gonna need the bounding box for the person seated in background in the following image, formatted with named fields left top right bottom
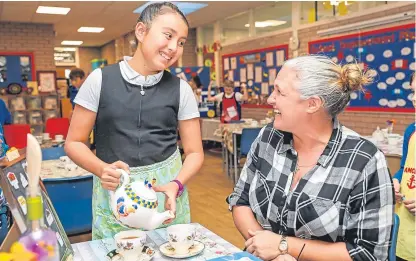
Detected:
left=392, top=72, right=415, bottom=261
left=67, top=68, right=86, bottom=109
left=207, top=80, right=248, bottom=123
left=227, top=55, right=394, bottom=261
left=0, top=99, right=11, bottom=126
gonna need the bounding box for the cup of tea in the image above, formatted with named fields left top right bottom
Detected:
left=55, top=134, right=64, bottom=142
left=166, top=224, right=196, bottom=255
left=114, top=230, right=147, bottom=261
left=43, top=133, right=50, bottom=140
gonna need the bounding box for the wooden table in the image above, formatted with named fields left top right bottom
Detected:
left=72, top=223, right=243, bottom=261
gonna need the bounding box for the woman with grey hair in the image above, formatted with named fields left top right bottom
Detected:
left=228, top=55, right=394, bottom=261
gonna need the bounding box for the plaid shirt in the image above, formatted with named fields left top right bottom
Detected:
left=228, top=120, right=394, bottom=261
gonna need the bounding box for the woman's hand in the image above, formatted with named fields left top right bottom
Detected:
left=393, top=178, right=403, bottom=203
left=100, top=161, right=129, bottom=191
left=153, top=182, right=179, bottom=224
left=403, top=199, right=416, bottom=215
left=245, top=230, right=281, bottom=261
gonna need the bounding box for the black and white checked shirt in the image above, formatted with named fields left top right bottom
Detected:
left=228, top=120, right=394, bottom=261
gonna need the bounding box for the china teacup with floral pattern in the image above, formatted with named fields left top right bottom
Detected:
left=114, top=230, right=147, bottom=261
left=166, top=224, right=196, bottom=255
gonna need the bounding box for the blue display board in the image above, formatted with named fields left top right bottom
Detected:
left=222, top=45, right=288, bottom=98
left=168, top=66, right=215, bottom=118
left=309, top=23, right=415, bottom=112
left=0, top=52, right=35, bottom=89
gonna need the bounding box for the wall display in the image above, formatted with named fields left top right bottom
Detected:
left=43, top=96, right=58, bottom=110
left=168, top=66, right=215, bottom=118
left=308, top=23, right=415, bottom=112
left=11, top=112, right=27, bottom=124
left=0, top=158, right=74, bottom=260
left=9, top=97, right=26, bottom=111
left=54, top=47, right=78, bottom=66
left=27, top=96, right=42, bottom=110
left=37, top=71, right=57, bottom=94
left=56, top=79, right=69, bottom=99
left=0, top=52, right=35, bottom=89
left=222, top=45, right=288, bottom=106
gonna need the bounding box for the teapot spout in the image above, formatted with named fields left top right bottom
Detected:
left=147, top=210, right=175, bottom=230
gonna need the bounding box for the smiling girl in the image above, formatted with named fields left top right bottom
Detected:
left=65, top=2, right=204, bottom=239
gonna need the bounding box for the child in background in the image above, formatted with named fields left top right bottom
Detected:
left=65, top=2, right=203, bottom=239
left=67, top=68, right=86, bottom=109
left=392, top=72, right=415, bottom=261
left=207, top=80, right=248, bottom=123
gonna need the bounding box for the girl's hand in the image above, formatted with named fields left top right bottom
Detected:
left=153, top=182, right=179, bottom=224
left=403, top=199, right=416, bottom=216
left=100, top=161, right=130, bottom=191
left=393, top=179, right=403, bottom=203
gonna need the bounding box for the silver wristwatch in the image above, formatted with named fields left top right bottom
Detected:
left=278, top=235, right=288, bottom=255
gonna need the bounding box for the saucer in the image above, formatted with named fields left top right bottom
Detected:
left=107, top=246, right=156, bottom=261
left=159, top=240, right=205, bottom=259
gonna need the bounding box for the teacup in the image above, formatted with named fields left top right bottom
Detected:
left=43, top=133, right=50, bottom=140
left=166, top=224, right=196, bottom=255
left=55, top=134, right=64, bottom=142
left=114, top=230, right=147, bottom=261
left=387, top=134, right=402, bottom=146
left=59, top=156, right=71, bottom=164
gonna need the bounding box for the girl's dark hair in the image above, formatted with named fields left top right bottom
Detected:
left=137, top=2, right=189, bottom=28
left=192, top=76, right=202, bottom=88
left=410, top=72, right=415, bottom=84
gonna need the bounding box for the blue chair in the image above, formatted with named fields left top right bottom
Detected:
left=240, top=128, right=262, bottom=157
left=42, top=147, right=66, bottom=160
left=389, top=213, right=400, bottom=261
left=228, top=128, right=262, bottom=183
left=43, top=175, right=93, bottom=236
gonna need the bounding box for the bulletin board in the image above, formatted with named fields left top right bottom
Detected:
left=222, top=45, right=289, bottom=98
left=0, top=52, right=35, bottom=89
left=308, top=23, right=415, bottom=112
left=168, top=66, right=216, bottom=118
left=0, top=157, right=74, bottom=260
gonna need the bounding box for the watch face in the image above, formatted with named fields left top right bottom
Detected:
left=280, top=241, right=288, bottom=251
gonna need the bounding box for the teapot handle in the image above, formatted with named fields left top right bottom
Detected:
left=116, top=169, right=130, bottom=187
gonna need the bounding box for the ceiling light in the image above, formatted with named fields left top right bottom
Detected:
left=61, top=41, right=83, bottom=46
left=78, top=27, right=105, bottom=33
left=36, top=6, right=70, bottom=15
left=133, top=2, right=207, bottom=16
left=55, top=47, right=77, bottom=52
left=245, top=20, right=287, bottom=28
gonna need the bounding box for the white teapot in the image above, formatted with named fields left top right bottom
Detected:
left=109, top=169, right=174, bottom=230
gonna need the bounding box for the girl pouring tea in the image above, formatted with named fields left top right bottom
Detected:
left=65, top=2, right=203, bottom=239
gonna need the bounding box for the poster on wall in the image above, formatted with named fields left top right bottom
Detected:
left=222, top=45, right=288, bottom=106
left=0, top=53, right=35, bottom=89
left=168, top=66, right=215, bottom=118
left=308, top=23, right=415, bottom=112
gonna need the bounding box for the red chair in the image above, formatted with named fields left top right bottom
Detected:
left=45, top=118, right=70, bottom=140
left=3, top=124, right=31, bottom=149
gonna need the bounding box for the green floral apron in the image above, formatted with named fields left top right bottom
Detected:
left=92, top=149, right=190, bottom=240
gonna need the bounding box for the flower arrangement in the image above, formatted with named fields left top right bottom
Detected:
left=386, top=119, right=395, bottom=133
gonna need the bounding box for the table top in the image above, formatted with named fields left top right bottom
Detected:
left=41, top=159, right=92, bottom=180
left=362, top=136, right=403, bottom=156
left=72, top=223, right=242, bottom=261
